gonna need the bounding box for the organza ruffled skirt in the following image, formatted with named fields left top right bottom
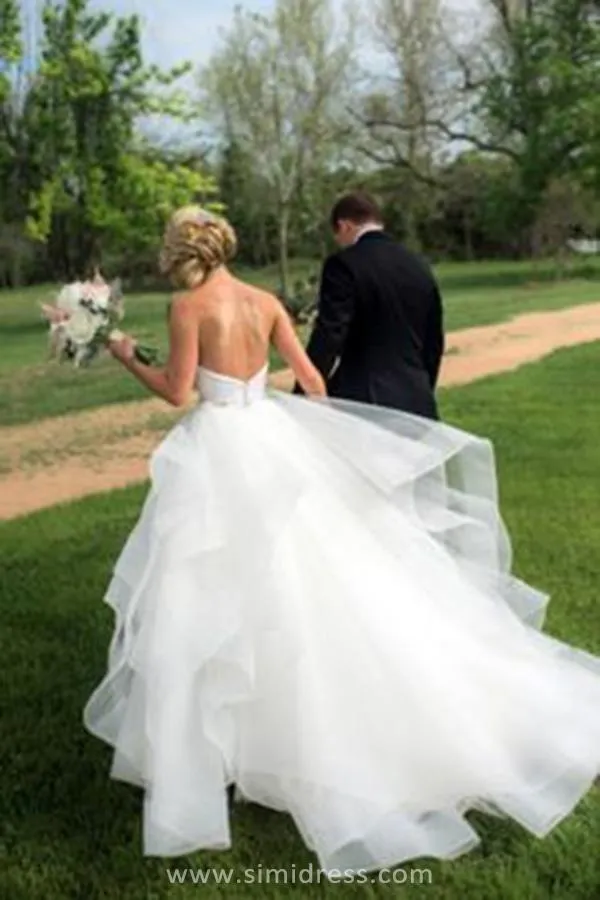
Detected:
left=84, top=377, right=600, bottom=873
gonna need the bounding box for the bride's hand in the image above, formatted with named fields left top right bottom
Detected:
left=268, top=368, right=294, bottom=392
left=109, top=334, right=137, bottom=364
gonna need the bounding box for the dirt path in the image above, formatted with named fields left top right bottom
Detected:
left=2, top=301, right=600, bottom=522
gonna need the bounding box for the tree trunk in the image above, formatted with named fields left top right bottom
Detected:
left=464, top=217, right=474, bottom=261
left=278, top=207, right=290, bottom=299
left=257, top=217, right=269, bottom=266
left=404, top=205, right=420, bottom=252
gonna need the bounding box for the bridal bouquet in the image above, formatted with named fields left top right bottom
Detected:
left=41, top=276, right=158, bottom=367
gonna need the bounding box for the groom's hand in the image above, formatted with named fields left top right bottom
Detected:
left=303, top=255, right=354, bottom=380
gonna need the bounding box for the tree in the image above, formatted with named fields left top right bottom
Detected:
left=22, top=0, right=208, bottom=279
left=530, top=177, right=600, bottom=272
left=218, top=139, right=278, bottom=266
left=201, top=0, right=356, bottom=295
left=438, top=154, right=496, bottom=258
left=351, top=0, right=462, bottom=249
left=87, top=152, right=221, bottom=275
left=475, top=0, right=600, bottom=245
left=0, top=0, right=35, bottom=284
left=434, top=0, right=600, bottom=251
left=0, top=0, right=21, bottom=106
left=355, top=1, right=600, bottom=254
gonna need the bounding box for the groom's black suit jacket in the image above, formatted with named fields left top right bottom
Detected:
left=296, top=231, right=445, bottom=419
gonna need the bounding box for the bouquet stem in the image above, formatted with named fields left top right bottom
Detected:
left=109, top=329, right=159, bottom=366
left=134, top=344, right=160, bottom=366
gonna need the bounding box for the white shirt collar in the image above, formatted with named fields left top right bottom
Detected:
left=354, top=222, right=384, bottom=243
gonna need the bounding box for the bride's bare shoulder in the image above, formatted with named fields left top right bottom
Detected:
left=234, top=280, right=279, bottom=319
left=247, top=283, right=283, bottom=314
left=169, top=287, right=211, bottom=320
left=239, top=279, right=274, bottom=301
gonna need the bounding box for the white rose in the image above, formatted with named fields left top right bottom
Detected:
left=65, top=307, right=98, bottom=345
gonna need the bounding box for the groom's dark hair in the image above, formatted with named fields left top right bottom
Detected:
left=330, top=192, right=383, bottom=229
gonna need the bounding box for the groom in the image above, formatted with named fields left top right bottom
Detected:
left=294, top=192, right=444, bottom=419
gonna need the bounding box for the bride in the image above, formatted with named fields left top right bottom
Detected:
left=84, top=205, right=600, bottom=874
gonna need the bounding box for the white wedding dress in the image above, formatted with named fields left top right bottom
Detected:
left=84, top=364, right=600, bottom=873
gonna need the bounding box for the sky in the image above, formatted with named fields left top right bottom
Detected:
left=82, top=0, right=481, bottom=144
left=100, top=0, right=482, bottom=75
left=99, top=0, right=279, bottom=72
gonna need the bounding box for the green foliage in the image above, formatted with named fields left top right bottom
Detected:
left=476, top=0, right=600, bottom=239
left=202, top=0, right=356, bottom=293
left=82, top=153, right=221, bottom=256
left=3, top=0, right=600, bottom=283
left=0, top=0, right=22, bottom=104
left=218, top=140, right=278, bottom=266
left=1, top=0, right=216, bottom=285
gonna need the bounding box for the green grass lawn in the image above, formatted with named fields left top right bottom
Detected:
left=1, top=257, right=600, bottom=426
left=1, top=343, right=599, bottom=899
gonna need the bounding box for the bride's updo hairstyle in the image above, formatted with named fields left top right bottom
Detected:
left=159, top=205, right=237, bottom=289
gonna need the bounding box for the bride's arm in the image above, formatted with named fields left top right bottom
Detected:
left=271, top=302, right=326, bottom=397
left=110, top=295, right=198, bottom=407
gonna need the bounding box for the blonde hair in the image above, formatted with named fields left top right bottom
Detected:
left=159, top=205, right=237, bottom=289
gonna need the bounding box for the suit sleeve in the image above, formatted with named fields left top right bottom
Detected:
left=293, top=255, right=355, bottom=394
left=423, top=283, right=445, bottom=388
